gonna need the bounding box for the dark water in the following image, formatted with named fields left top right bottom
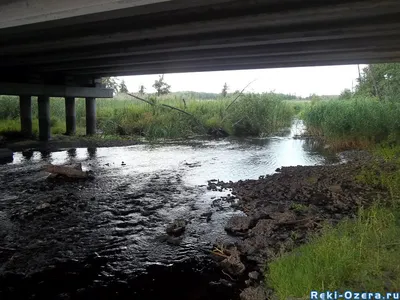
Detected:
left=0, top=120, right=333, bottom=300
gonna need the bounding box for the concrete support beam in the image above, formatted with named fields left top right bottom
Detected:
left=0, top=82, right=113, bottom=98
left=65, top=97, right=76, bottom=135
left=38, top=95, right=50, bottom=141
left=85, top=97, right=96, bottom=135
left=0, top=0, right=172, bottom=29
left=19, top=95, right=32, bottom=137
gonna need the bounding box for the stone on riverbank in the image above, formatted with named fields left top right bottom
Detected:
left=219, top=247, right=246, bottom=276
left=225, top=216, right=253, bottom=235
left=213, top=151, right=391, bottom=297
left=240, top=285, right=267, bottom=300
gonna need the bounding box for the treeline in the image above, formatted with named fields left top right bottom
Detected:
left=103, top=75, right=300, bottom=100
left=339, top=63, right=400, bottom=101
left=162, top=91, right=299, bottom=101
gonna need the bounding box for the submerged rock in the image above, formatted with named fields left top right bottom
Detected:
left=166, top=219, right=187, bottom=237
left=35, top=202, right=51, bottom=211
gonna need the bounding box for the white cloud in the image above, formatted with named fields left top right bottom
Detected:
left=120, top=64, right=364, bottom=97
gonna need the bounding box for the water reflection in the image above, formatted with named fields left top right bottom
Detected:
left=22, top=149, right=34, bottom=160
left=8, top=120, right=332, bottom=182
left=67, top=148, right=77, bottom=159
left=87, top=147, right=97, bottom=159
left=40, top=150, right=51, bottom=161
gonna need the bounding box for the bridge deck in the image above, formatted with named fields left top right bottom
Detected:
left=1, top=0, right=400, bottom=83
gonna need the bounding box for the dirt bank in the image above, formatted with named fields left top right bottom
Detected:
left=1, top=136, right=141, bottom=152
left=211, top=151, right=389, bottom=299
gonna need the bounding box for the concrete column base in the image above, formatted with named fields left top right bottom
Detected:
left=85, top=97, right=96, bottom=135
left=65, top=97, right=76, bottom=135
left=19, top=95, right=32, bottom=137
left=38, top=96, right=50, bottom=141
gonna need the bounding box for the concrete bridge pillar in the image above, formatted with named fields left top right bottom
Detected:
left=65, top=97, right=76, bottom=135
left=19, top=95, right=32, bottom=137
left=38, top=95, right=50, bottom=141
left=85, top=97, right=96, bottom=135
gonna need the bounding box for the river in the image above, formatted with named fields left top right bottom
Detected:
left=0, top=120, right=333, bottom=300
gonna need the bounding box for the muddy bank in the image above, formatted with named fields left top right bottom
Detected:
left=2, top=136, right=141, bottom=153
left=211, top=152, right=388, bottom=298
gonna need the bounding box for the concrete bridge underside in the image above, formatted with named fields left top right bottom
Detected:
left=2, top=0, right=400, bottom=140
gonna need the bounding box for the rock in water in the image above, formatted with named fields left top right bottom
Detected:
left=166, top=219, right=187, bottom=237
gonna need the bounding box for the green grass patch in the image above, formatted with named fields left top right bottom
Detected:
left=268, top=145, right=400, bottom=299
left=356, top=145, right=400, bottom=207
left=268, top=205, right=400, bottom=299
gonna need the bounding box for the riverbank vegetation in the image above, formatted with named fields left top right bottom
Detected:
left=267, top=63, right=400, bottom=296
left=303, top=98, right=400, bottom=149
left=0, top=93, right=295, bottom=140
left=267, top=145, right=400, bottom=299
left=303, top=63, right=400, bottom=150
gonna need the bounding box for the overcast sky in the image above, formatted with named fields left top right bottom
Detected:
left=120, top=64, right=363, bottom=97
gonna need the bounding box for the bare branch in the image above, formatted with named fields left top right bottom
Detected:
left=225, top=79, right=257, bottom=112
left=127, top=92, right=155, bottom=106
left=221, top=79, right=257, bottom=124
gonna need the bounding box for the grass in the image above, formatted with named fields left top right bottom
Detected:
left=0, top=94, right=295, bottom=139
left=302, top=97, right=400, bottom=150
left=267, top=145, right=400, bottom=299
left=268, top=205, right=400, bottom=299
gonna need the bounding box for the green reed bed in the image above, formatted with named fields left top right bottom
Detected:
left=302, top=98, right=400, bottom=149
left=0, top=94, right=295, bottom=139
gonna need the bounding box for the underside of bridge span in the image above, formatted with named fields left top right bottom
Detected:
left=1, top=0, right=400, bottom=140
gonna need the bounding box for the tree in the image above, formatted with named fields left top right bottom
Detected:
left=101, top=77, right=119, bottom=94
left=355, top=63, right=400, bottom=101
left=139, top=85, right=146, bottom=95
left=153, top=75, right=171, bottom=96
left=119, top=80, right=129, bottom=93
left=221, top=83, right=229, bottom=97
left=339, top=88, right=353, bottom=100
